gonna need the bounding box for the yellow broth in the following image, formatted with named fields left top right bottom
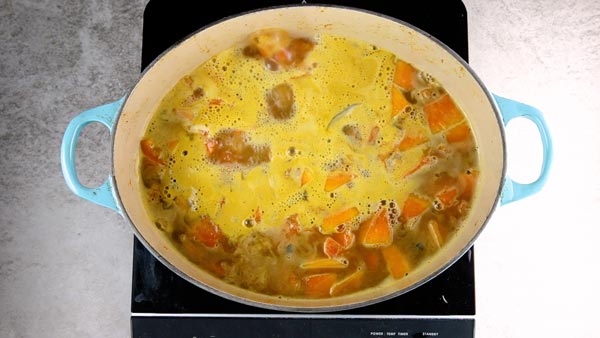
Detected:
left=139, top=29, right=479, bottom=298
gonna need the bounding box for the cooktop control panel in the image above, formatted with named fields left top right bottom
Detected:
left=132, top=316, right=474, bottom=338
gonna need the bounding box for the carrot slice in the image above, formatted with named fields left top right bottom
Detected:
left=398, top=131, right=429, bottom=151
left=321, top=207, right=360, bottom=234
left=428, top=220, right=443, bottom=249
left=424, top=94, right=464, bottom=134
left=393, top=59, right=416, bottom=90
left=301, top=168, right=313, bottom=187
left=368, top=126, right=380, bottom=145
left=445, top=121, right=472, bottom=143
left=300, top=258, right=349, bottom=270
left=401, top=194, right=430, bottom=219
left=189, top=216, right=223, bottom=248
left=436, top=186, right=459, bottom=208
left=303, top=273, right=337, bottom=297
left=324, top=172, right=354, bottom=192
left=358, top=208, right=393, bottom=248
left=140, top=139, right=165, bottom=165
left=330, top=269, right=365, bottom=296
left=167, top=140, right=179, bottom=151
left=323, top=237, right=344, bottom=258
left=332, top=229, right=355, bottom=249
left=391, top=86, right=410, bottom=118
left=381, top=245, right=411, bottom=279
left=403, top=155, right=437, bottom=178
left=254, top=206, right=262, bottom=224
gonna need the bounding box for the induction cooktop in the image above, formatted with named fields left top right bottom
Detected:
left=132, top=1, right=475, bottom=337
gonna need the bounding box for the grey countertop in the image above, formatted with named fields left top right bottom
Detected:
left=1, top=1, right=599, bottom=337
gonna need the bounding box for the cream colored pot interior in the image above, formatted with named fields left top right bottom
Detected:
left=113, top=6, right=504, bottom=311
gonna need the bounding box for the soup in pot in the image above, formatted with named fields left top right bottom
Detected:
left=139, top=29, right=479, bottom=298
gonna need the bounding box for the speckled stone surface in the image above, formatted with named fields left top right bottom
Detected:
left=0, top=1, right=147, bottom=337
left=0, top=1, right=599, bottom=337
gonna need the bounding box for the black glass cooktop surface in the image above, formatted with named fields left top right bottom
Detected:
left=132, top=1, right=474, bottom=337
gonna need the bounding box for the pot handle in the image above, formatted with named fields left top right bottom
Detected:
left=493, top=94, right=553, bottom=205
left=60, top=97, right=126, bottom=214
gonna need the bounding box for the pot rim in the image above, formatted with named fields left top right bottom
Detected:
left=111, top=4, right=507, bottom=312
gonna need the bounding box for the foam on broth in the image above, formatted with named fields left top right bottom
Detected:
left=139, top=29, right=479, bottom=298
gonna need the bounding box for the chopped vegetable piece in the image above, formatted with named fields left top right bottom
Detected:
left=301, top=168, right=313, bottom=187
left=403, top=155, right=437, bottom=178
left=323, top=237, right=344, bottom=258
left=332, top=229, right=355, bottom=249
left=174, top=108, right=194, bottom=121
left=368, top=126, right=380, bottom=145
left=436, top=186, right=459, bottom=208
left=321, top=207, right=360, bottom=234
left=330, top=269, right=365, bottom=296
left=381, top=245, right=411, bottom=279
left=391, top=86, right=410, bottom=118
left=254, top=206, right=262, bottom=224
left=324, top=172, right=355, bottom=192
left=303, top=273, right=337, bottom=297
left=398, top=131, right=429, bottom=151
left=401, top=193, right=430, bottom=219
left=424, top=94, right=464, bottom=133
left=189, top=216, right=224, bottom=248
left=250, top=28, right=292, bottom=59
left=209, top=98, right=224, bottom=106
left=180, top=237, right=206, bottom=263
left=393, top=59, right=416, bottom=90
left=267, top=83, right=295, bottom=120
left=445, top=121, right=472, bottom=143
left=140, top=139, right=165, bottom=165
left=363, top=250, right=383, bottom=272
left=358, top=208, right=393, bottom=248
left=428, top=220, right=443, bottom=249
left=459, top=170, right=478, bottom=200
left=286, top=37, right=315, bottom=65
left=204, top=129, right=271, bottom=166
left=167, top=140, right=179, bottom=151
left=301, top=258, right=349, bottom=270
left=327, top=103, right=361, bottom=130
left=141, top=157, right=163, bottom=188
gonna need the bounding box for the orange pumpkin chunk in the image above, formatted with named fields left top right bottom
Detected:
left=398, top=131, right=429, bottom=151
left=323, top=237, right=344, bottom=258
left=189, top=216, right=224, bottom=248
left=332, top=229, right=355, bottom=249
left=391, top=86, right=410, bottom=118
left=393, top=59, right=416, bottom=90
left=358, top=208, right=393, bottom=248
left=324, top=172, right=354, bottom=192
left=436, top=186, right=459, bottom=208
left=301, top=168, right=313, bottom=187
left=381, top=245, right=411, bottom=279
left=401, top=194, right=430, bottom=219
left=424, top=94, right=464, bottom=134
left=303, top=273, right=337, bottom=297
left=140, top=139, right=165, bottom=165
left=445, top=121, right=471, bottom=143
left=321, top=207, right=360, bottom=234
